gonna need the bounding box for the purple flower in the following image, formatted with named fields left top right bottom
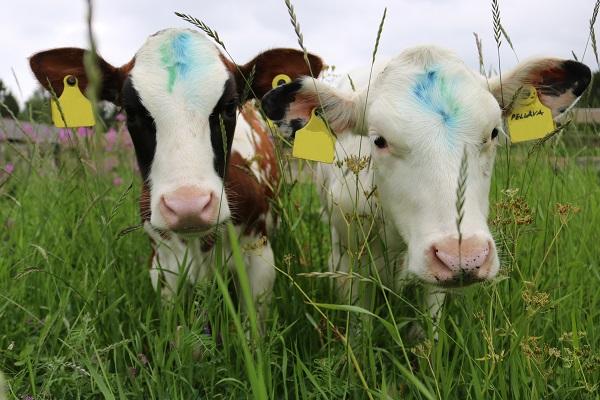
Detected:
left=113, top=176, right=123, bottom=186
left=22, top=122, right=33, bottom=135
left=122, top=128, right=133, bottom=148
left=58, top=129, right=72, bottom=143
left=116, top=113, right=126, bottom=122
left=4, top=163, right=14, bottom=174
left=77, top=127, right=93, bottom=138
left=104, top=128, right=118, bottom=151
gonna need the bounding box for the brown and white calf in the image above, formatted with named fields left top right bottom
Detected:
left=30, top=28, right=323, bottom=316
left=262, top=47, right=590, bottom=324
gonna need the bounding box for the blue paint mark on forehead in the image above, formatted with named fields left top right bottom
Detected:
left=412, top=68, right=461, bottom=142
left=152, top=30, right=227, bottom=113
left=160, top=32, right=195, bottom=92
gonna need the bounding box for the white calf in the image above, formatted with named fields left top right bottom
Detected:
left=262, top=46, right=590, bottom=325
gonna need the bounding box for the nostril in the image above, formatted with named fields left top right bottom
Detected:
left=160, top=195, right=177, bottom=217
left=433, top=246, right=459, bottom=272
left=158, top=187, right=216, bottom=231
left=199, top=192, right=213, bottom=213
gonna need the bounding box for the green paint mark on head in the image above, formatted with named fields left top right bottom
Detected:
left=159, top=32, right=193, bottom=93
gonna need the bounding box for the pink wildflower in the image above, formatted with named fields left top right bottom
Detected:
left=105, top=128, right=118, bottom=151
left=58, top=129, right=72, bottom=143
left=77, top=127, right=93, bottom=138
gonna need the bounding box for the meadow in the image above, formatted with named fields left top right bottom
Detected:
left=1, top=2, right=600, bottom=399
left=0, top=109, right=598, bottom=399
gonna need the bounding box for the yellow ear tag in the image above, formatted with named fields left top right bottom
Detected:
left=51, top=75, right=95, bottom=128
left=506, top=86, right=554, bottom=143
left=292, top=109, right=336, bottom=163
left=271, top=73, right=292, bottom=88
left=265, top=74, right=293, bottom=131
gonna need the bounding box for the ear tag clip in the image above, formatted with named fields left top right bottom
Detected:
left=506, top=86, right=554, bottom=143
left=292, top=109, right=335, bottom=164
left=266, top=74, right=293, bottom=131
left=51, top=75, right=95, bottom=128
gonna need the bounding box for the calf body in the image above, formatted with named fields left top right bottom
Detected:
left=30, top=28, right=322, bottom=316
left=263, top=46, right=590, bottom=324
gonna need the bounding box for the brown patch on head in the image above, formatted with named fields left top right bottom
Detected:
left=29, top=47, right=134, bottom=104
left=238, top=49, right=323, bottom=99
left=221, top=48, right=324, bottom=100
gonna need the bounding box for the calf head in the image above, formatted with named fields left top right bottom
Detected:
left=262, top=46, right=590, bottom=287
left=30, top=28, right=322, bottom=234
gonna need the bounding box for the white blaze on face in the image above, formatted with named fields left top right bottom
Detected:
left=130, top=29, right=231, bottom=230
left=366, top=47, right=501, bottom=282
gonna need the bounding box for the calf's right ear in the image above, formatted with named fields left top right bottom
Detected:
left=261, top=77, right=363, bottom=139
left=29, top=47, right=132, bottom=104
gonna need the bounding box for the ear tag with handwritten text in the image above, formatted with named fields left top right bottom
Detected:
left=51, top=75, right=95, bottom=128
left=506, top=86, right=554, bottom=143
left=292, top=109, right=335, bottom=164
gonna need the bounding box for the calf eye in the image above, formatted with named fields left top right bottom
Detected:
left=491, top=128, right=499, bottom=140
left=372, top=135, right=388, bottom=149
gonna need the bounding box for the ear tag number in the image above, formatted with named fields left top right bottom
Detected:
left=506, top=86, right=554, bottom=143
left=292, top=109, right=335, bottom=164
left=51, top=75, right=95, bottom=128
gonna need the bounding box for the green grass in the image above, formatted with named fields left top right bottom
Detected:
left=0, top=121, right=599, bottom=399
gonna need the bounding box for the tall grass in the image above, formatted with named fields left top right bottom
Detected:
left=1, top=119, right=598, bottom=399
left=0, top=1, right=599, bottom=399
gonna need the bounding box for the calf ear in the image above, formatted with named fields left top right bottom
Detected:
left=29, top=47, right=132, bottom=104
left=489, top=58, right=591, bottom=117
left=234, top=49, right=324, bottom=100
left=261, top=77, right=362, bottom=139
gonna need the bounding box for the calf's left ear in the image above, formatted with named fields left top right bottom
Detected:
left=29, top=47, right=131, bottom=104
left=489, top=58, right=591, bottom=117
left=232, top=49, right=323, bottom=100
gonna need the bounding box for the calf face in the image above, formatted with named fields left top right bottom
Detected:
left=262, top=46, right=590, bottom=287
left=30, top=28, right=322, bottom=234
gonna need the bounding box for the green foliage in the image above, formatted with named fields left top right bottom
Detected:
left=19, top=88, right=51, bottom=124
left=0, top=80, right=20, bottom=118
left=0, top=117, right=599, bottom=399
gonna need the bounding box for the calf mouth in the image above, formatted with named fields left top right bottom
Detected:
left=172, top=224, right=222, bottom=237
left=433, top=271, right=485, bottom=288
left=148, top=223, right=222, bottom=240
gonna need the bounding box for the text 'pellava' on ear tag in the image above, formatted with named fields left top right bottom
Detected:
left=506, top=86, right=554, bottom=143
left=51, top=75, right=95, bottom=128
left=292, top=109, right=335, bottom=164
